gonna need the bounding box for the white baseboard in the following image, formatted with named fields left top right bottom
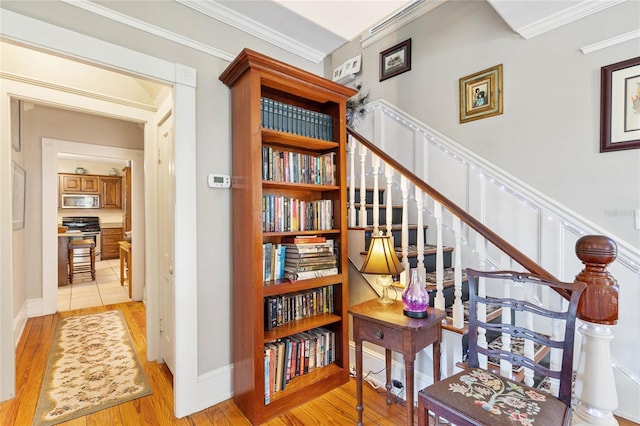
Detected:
left=192, top=364, right=233, bottom=416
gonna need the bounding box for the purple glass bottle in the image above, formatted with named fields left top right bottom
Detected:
left=402, top=268, right=429, bottom=318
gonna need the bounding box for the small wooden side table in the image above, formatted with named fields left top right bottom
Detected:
left=118, top=241, right=132, bottom=298
left=349, top=299, right=446, bottom=426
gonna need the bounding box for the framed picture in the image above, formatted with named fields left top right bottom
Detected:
left=11, top=98, right=21, bottom=152
left=12, top=161, right=25, bottom=230
left=600, top=56, right=640, bottom=152
left=459, top=64, right=503, bottom=123
left=379, top=38, right=411, bottom=82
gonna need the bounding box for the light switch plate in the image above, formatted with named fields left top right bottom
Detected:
left=207, top=173, right=230, bottom=188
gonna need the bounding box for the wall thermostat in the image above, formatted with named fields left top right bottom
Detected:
left=207, top=173, right=231, bottom=188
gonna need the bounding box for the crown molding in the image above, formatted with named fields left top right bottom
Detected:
left=176, top=0, right=326, bottom=64
left=581, top=29, right=640, bottom=54
left=515, top=0, right=626, bottom=40
left=61, top=0, right=235, bottom=62
left=1, top=71, right=158, bottom=112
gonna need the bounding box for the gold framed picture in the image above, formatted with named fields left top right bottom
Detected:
left=459, top=64, right=503, bottom=123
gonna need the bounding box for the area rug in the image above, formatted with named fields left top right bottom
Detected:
left=33, top=310, right=152, bottom=426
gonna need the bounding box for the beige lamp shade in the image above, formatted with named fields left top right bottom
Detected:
left=360, top=235, right=404, bottom=275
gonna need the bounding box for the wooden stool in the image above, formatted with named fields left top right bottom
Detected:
left=68, top=239, right=96, bottom=283
left=119, top=240, right=132, bottom=298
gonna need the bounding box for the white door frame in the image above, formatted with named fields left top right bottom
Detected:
left=0, top=10, right=199, bottom=418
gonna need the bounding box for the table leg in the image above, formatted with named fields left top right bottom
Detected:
left=433, top=335, right=441, bottom=382
left=385, top=348, right=392, bottom=404
left=355, top=333, right=364, bottom=426
left=405, top=355, right=415, bottom=426
left=119, top=246, right=125, bottom=287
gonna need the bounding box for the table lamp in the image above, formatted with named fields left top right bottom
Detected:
left=360, top=234, right=405, bottom=304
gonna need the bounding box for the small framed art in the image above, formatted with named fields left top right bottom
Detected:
left=600, top=56, right=640, bottom=152
left=379, top=39, right=411, bottom=82
left=459, top=64, right=503, bottom=123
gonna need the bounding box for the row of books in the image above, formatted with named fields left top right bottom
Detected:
left=263, top=238, right=339, bottom=282
left=264, top=327, right=336, bottom=404
left=262, top=146, right=336, bottom=186
left=261, top=97, right=333, bottom=141
left=264, top=285, right=334, bottom=331
left=262, top=195, right=333, bottom=232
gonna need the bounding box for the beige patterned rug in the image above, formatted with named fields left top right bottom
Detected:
left=33, top=310, right=152, bottom=426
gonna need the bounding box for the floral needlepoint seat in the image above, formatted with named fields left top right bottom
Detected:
left=417, top=269, right=585, bottom=426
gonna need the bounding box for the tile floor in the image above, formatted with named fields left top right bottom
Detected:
left=57, top=258, right=131, bottom=312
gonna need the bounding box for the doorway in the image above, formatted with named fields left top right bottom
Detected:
left=56, top=153, right=135, bottom=312
left=1, top=19, right=199, bottom=416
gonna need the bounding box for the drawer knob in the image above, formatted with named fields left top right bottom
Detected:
left=374, top=330, right=384, bottom=340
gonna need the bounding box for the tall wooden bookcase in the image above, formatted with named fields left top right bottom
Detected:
left=220, top=49, right=356, bottom=424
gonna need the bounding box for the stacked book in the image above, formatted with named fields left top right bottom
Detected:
left=262, top=196, right=333, bottom=233
left=282, top=236, right=338, bottom=281
left=264, top=327, right=336, bottom=404
left=262, top=146, right=336, bottom=186
left=261, top=97, right=333, bottom=141
left=264, top=285, right=334, bottom=330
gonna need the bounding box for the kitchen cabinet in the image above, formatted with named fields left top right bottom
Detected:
left=60, top=174, right=99, bottom=193
left=100, top=176, right=122, bottom=209
left=101, top=227, right=123, bottom=260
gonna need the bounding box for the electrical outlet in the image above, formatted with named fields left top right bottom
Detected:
left=392, top=379, right=403, bottom=389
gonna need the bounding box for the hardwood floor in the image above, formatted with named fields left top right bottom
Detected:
left=2, top=301, right=637, bottom=425
left=0, top=302, right=407, bottom=425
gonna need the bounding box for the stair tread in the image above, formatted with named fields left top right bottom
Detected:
left=357, top=224, right=428, bottom=231
left=360, top=244, right=454, bottom=257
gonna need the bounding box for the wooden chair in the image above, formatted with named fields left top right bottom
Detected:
left=418, top=268, right=585, bottom=426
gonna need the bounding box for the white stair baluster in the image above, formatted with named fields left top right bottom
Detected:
left=475, top=235, right=488, bottom=368
left=400, top=176, right=409, bottom=285
left=358, top=144, right=367, bottom=227
left=384, top=163, right=394, bottom=237
left=500, top=253, right=512, bottom=378
left=452, top=217, right=464, bottom=329
left=523, top=281, right=536, bottom=388
left=433, top=201, right=445, bottom=311
left=371, top=154, right=380, bottom=235
left=348, top=135, right=356, bottom=227
left=415, top=189, right=425, bottom=284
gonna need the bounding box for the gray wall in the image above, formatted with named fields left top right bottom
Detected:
left=1, top=0, right=323, bottom=376
left=20, top=104, right=143, bottom=300
left=331, top=0, right=640, bottom=249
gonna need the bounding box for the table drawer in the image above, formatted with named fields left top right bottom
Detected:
left=357, top=320, right=403, bottom=351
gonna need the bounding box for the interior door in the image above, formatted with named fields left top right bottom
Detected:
left=158, top=114, right=176, bottom=374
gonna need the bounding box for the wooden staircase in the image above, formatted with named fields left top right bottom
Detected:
left=349, top=187, right=467, bottom=324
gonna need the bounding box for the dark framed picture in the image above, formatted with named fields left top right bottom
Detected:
left=459, top=64, right=503, bottom=123
left=600, top=56, right=640, bottom=152
left=379, top=38, right=411, bottom=82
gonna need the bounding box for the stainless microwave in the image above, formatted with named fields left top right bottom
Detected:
left=61, top=194, right=100, bottom=209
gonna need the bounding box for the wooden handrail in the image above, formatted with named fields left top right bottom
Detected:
left=347, top=127, right=572, bottom=301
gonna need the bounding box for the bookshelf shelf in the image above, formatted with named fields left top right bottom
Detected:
left=263, top=274, right=343, bottom=297
left=262, top=129, right=339, bottom=150
left=262, top=181, right=340, bottom=191
left=264, top=313, right=342, bottom=342
left=220, top=48, right=356, bottom=425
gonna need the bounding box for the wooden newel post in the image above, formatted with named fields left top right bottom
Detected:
left=572, top=235, right=619, bottom=426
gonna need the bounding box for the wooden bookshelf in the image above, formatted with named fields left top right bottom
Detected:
left=220, top=49, right=356, bottom=424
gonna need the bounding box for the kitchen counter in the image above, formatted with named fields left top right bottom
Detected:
left=101, top=222, right=124, bottom=229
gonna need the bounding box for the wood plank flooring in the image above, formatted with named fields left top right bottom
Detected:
left=2, top=302, right=637, bottom=425
left=0, top=302, right=408, bottom=425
